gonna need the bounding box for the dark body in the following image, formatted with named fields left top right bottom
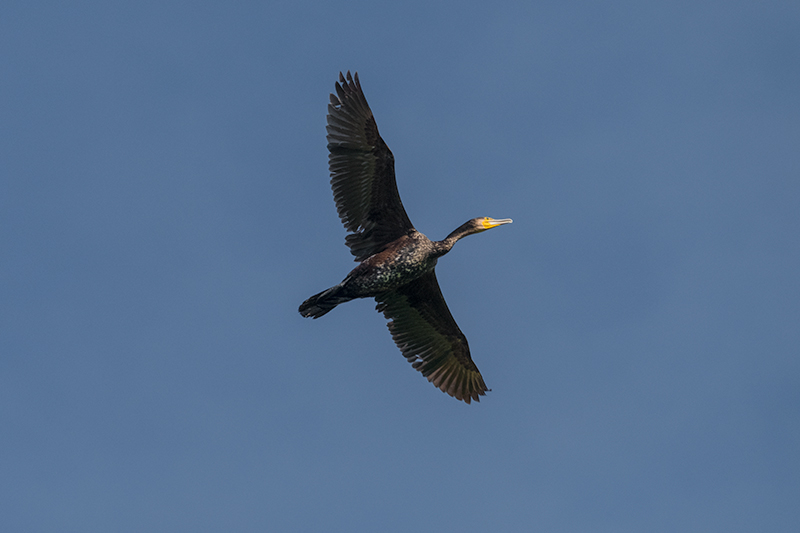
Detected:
left=345, top=231, right=440, bottom=298
left=299, top=72, right=511, bottom=403
left=299, top=233, right=439, bottom=316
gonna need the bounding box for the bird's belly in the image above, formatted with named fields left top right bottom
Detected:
left=346, top=256, right=436, bottom=296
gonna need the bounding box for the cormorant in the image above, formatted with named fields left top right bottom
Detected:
left=299, top=71, right=512, bottom=403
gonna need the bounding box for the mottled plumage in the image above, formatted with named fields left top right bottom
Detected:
left=299, top=72, right=511, bottom=403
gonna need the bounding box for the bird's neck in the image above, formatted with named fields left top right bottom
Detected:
left=431, top=239, right=455, bottom=257
left=433, top=223, right=477, bottom=257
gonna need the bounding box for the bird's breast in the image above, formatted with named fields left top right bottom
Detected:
left=344, top=236, right=437, bottom=297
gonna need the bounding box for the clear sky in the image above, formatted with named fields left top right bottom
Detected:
left=2, top=1, right=799, bottom=531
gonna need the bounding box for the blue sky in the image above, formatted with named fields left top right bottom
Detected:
left=2, top=1, right=799, bottom=531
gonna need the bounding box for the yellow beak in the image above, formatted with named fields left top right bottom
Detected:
left=482, top=217, right=513, bottom=229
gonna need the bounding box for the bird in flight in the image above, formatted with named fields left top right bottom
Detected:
left=299, top=71, right=512, bottom=403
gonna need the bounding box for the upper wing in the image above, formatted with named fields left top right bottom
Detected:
left=327, top=71, right=415, bottom=261
left=375, top=270, right=489, bottom=403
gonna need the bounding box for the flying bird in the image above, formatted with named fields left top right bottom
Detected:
left=299, top=72, right=512, bottom=403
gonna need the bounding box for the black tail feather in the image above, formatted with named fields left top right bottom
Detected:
left=298, top=284, right=351, bottom=318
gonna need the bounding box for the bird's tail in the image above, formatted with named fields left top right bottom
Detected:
left=298, top=284, right=352, bottom=319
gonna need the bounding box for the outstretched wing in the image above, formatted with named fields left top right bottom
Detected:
left=327, top=71, right=415, bottom=261
left=375, top=270, right=489, bottom=403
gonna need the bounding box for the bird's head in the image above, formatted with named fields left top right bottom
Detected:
left=446, top=217, right=513, bottom=242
